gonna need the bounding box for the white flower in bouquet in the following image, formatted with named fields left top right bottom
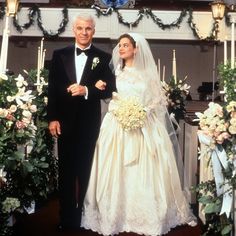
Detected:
left=112, top=95, right=146, bottom=131
left=15, top=74, right=28, bottom=88
left=9, top=105, right=17, bottom=113
left=180, top=83, right=191, bottom=93
left=226, top=101, right=236, bottom=113
left=0, top=108, right=9, bottom=118
left=227, top=101, right=236, bottom=135
left=229, top=118, right=236, bottom=134
left=0, top=167, right=7, bottom=184
left=29, top=104, right=37, bottom=113
left=161, top=81, right=170, bottom=91
left=6, top=96, right=14, bottom=102
left=44, top=96, right=48, bottom=105
left=15, top=87, right=34, bottom=105
left=2, top=197, right=20, bottom=213
left=0, top=74, right=8, bottom=81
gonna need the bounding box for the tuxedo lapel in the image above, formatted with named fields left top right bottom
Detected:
left=62, top=47, right=77, bottom=83
left=80, top=56, right=93, bottom=85
left=80, top=46, right=96, bottom=85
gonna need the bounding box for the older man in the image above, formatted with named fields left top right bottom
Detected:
left=47, top=14, right=116, bottom=231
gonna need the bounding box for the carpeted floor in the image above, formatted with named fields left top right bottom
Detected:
left=13, top=196, right=201, bottom=236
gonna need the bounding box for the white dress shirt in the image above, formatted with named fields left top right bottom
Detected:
left=75, top=44, right=91, bottom=98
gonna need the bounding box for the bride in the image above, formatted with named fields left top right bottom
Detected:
left=81, top=32, right=196, bottom=235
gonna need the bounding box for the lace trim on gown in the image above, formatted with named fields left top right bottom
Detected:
left=81, top=192, right=196, bottom=236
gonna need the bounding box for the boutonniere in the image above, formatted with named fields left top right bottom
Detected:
left=91, top=57, right=100, bottom=70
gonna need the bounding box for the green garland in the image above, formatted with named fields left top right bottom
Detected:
left=12, top=5, right=68, bottom=39
left=146, top=8, right=188, bottom=30
left=13, top=5, right=37, bottom=32
left=36, top=6, right=68, bottom=39
left=91, top=4, right=217, bottom=41
left=187, top=8, right=216, bottom=41
left=0, top=3, right=218, bottom=40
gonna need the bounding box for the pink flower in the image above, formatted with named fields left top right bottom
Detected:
left=6, top=113, right=14, bottom=121
left=16, top=121, right=26, bottom=129
left=216, top=132, right=230, bottom=144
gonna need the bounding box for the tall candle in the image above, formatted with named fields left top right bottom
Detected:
left=231, top=19, right=235, bottom=69
left=39, top=38, right=44, bottom=70
left=41, top=49, right=46, bottom=69
left=162, top=65, right=165, bottom=82
left=224, top=37, right=227, bottom=66
left=129, top=24, right=132, bottom=31
left=172, top=49, right=177, bottom=84
left=36, top=46, right=40, bottom=84
left=158, top=58, right=160, bottom=79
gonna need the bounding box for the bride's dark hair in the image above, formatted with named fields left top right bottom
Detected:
left=118, top=33, right=136, bottom=47
left=117, top=33, right=136, bottom=69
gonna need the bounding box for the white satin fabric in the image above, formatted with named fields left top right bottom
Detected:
left=81, top=67, right=196, bottom=236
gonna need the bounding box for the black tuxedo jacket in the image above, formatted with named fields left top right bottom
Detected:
left=47, top=44, right=116, bottom=224
left=47, top=44, right=116, bottom=140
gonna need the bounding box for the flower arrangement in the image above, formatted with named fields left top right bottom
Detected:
left=0, top=74, right=37, bottom=144
left=195, top=102, right=231, bottom=145
left=112, top=94, right=146, bottom=131
left=192, top=63, right=236, bottom=236
left=161, top=75, right=190, bottom=122
left=193, top=101, right=236, bottom=235
left=0, top=69, right=57, bottom=236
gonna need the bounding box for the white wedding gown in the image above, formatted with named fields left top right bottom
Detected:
left=81, top=67, right=196, bottom=236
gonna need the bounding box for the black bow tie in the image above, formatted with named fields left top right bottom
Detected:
left=76, top=48, right=91, bottom=56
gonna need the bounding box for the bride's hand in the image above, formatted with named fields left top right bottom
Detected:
left=95, top=80, right=106, bottom=90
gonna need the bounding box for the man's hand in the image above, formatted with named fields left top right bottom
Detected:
left=95, top=80, right=107, bottom=90
left=49, top=121, right=61, bottom=138
left=67, top=83, right=86, bottom=96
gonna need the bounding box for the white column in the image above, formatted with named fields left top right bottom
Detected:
left=0, top=16, right=10, bottom=74
left=224, top=37, right=227, bottom=66
left=231, top=17, right=235, bottom=69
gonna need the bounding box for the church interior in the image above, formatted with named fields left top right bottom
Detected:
left=0, top=0, right=236, bottom=236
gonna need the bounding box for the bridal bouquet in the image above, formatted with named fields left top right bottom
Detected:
left=112, top=96, right=146, bottom=131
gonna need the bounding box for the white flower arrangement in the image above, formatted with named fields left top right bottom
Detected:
left=161, top=75, right=190, bottom=121
left=112, top=96, right=146, bottom=131
left=0, top=49, right=57, bottom=236
left=195, top=102, right=230, bottom=145
left=0, top=74, right=37, bottom=142
left=91, top=57, right=100, bottom=70
left=193, top=63, right=236, bottom=236
left=2, top=197, right=20, bottom=213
